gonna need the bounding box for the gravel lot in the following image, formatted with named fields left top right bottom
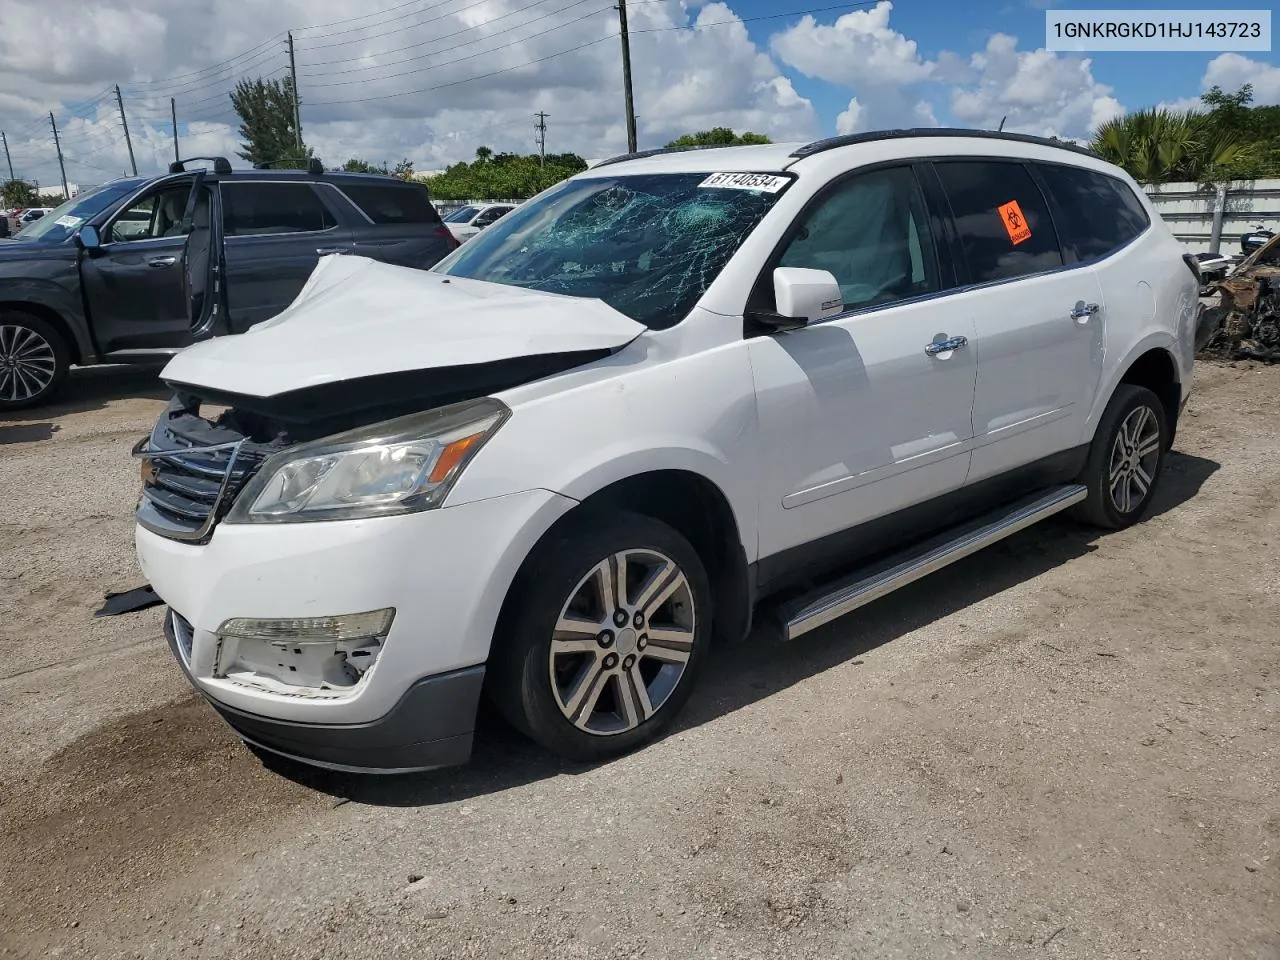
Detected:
left=1, top=361, right=1278, bottom=960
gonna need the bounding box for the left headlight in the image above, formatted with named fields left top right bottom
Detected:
left=225, top=397, right=509, bottom=524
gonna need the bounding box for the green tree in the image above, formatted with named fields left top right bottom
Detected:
left=1091, top=108, right=1257, bottom=183
left=342, top=158, right=389, bottom=174
left=392, top=158, right=415, bottom=180
left=420, top=150, right=589, bottom=202
left=229, top=76, right=310, bottom=166
left=2, top=179, right=39, bottom=208
left=665, top=128, right=771, bottom=148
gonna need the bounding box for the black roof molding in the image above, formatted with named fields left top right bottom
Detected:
left=169, top=156, right=233, bottom=174
left=252, top=157, right=326, bottom=174
left=592, top=144, right=737, bottom=169
left=790, top=128, right=1098, bottom=159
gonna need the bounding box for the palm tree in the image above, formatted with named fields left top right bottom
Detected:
left=1091, top=109, right=1258, bottom=183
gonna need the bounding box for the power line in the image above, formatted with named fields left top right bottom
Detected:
left=630, top=2, right=878, bottom=35
left=298, top=0, right=590, bottom=72
left=124, top=35, right=288, bottom=87
left=301, top=3, right=609, bottom=88
left=297, top=0, right=493, bottom=42
left=308, top=33, right=614, bottom=106
left=301, top=0, right=547, bottom=50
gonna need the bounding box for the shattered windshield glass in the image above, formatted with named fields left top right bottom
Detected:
left=434, top=173, right=791, bottom=328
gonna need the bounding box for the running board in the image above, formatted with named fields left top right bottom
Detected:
left=779, top=484, right=1088, bottom=641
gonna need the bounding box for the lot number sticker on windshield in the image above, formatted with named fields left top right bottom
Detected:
left=55, top=215, right=83, bottom=229
left=997, top=200, right=1032, bottom=245
left=699, top=172, right=789, bottom=193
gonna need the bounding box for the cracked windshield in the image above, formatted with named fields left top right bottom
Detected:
left=436, top=173, right=790, bottom=328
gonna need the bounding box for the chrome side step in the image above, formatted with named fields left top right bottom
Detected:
left=779, top=484, right=1088, bottom=641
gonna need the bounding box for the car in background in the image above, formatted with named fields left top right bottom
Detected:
left=442, top=202, right=516, bottom=242
left=16, top=207, right=51, bottom=228
left=0, top=157, right=458, bottom=409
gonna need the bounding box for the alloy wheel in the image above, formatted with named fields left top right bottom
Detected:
left=0, top=324, right=57, bottom=403
left=548, top=548, right=697, bottom=736
left=1108, top=404, right=1161, bottom=513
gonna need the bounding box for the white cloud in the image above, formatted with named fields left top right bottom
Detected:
left=835, top=98, right=864, bottom=135
left=770, top=1, right=931, bottom=87
left=946, top=33, right=1122, bottom=138
left=0, top=0, right=817, bottom=189
left=1201, top=53, right=1280, bottom=105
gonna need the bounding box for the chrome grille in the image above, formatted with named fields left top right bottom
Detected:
left=135, top=403, right=268, bottom=543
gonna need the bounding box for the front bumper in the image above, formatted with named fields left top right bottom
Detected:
left=137, top=487, right=576, bottom=731
left=165, top=610, right=483, bottom=773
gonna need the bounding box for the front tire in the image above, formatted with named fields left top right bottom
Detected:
left=1075, top=384, right=1168, bottom=530
left=0, top=311, right=69, bottom=410
left=489, top=512, right=712, bottom=762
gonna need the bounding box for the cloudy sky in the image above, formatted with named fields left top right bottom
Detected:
left=0, top=0, right=1276, bottom=191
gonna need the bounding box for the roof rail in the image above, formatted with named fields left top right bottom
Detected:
left=789, top=128, right=1097, bottom=160
left=169, top=156, right=233, bottom=175
left=253, top=157, right=326, bottom=175
left=592, top=143, right=732, bottom=169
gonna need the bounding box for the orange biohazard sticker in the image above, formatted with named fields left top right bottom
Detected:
left=998, top=199, right=1032, bottom=245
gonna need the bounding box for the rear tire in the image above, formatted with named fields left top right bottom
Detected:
left=1074, top=384, right=1168, bottom=530
left=0, top=311, right=69, bottom=411
left=488, top=511, right=712, bottom=762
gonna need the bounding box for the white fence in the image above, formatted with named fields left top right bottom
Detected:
left=1144, top=179, right=1280, bottom=255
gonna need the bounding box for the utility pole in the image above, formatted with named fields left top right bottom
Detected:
left=615, top=0, right=637, bottom=152
left=535, top=111, right=549, bottom=167
left=1, top=131, right=13, bottom=182
left=170, top=97, right=179, bottom=163
left=287, top=31, right=303, bottom=153
left=49, top=113, right=69, bottom=201
left=114, top=84, right=138, bottom=176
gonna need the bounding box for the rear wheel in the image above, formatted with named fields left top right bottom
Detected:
left=1075, top=384, right=1168, bottom=529
left=0, top=311, right=69, bottom=410
left=489, top=512, right=711, bottom=762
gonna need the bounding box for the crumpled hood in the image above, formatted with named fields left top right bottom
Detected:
left=161, top=255, right=646, bottom=398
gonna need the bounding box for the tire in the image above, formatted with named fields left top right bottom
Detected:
left=0, top=311, right=69, bottom=411
left=488, top=511, right=712, bottom=762
left=1074, top=384, right=1168, bottom=530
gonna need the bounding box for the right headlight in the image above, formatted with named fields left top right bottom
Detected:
left=225, top=397, right=509, bottom=524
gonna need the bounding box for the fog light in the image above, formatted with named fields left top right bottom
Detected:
left=216, top=608, right=395, bottom=643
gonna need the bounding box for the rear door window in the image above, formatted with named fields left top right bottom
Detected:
left=221, top=182, right=336, bottom=236
left=339, top=183, right=441, bottom=224
left=933, top=160, right=1064, bottom=283
left=1033, top=163, right=1150, bottom=262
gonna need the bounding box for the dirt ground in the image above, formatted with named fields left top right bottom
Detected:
left=0, top=361, right=1277, bottom=960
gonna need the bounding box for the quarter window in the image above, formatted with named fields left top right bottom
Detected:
left=933, top=160, right=1063, bottom=283
left=774, top=165, right=940, bottom=311
left=339, top=183, right=441, bottom=225
left=1034, top=163, right=1150, bottom=262
left=221, top=183, right=336, bottom=236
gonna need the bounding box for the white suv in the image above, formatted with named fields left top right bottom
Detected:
left=134, top=130, right=1199, bottom=773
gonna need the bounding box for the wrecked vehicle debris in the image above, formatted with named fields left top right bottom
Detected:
left=1200, top=233, right=1280, bottom=362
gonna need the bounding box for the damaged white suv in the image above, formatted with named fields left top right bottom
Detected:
left=135, top=130, right=1199, bottom=773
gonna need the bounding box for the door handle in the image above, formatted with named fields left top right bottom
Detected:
left=924, top=335, right=968, bottom=356
left=1070, top=300, right=1100, bottom=321
left=148, top=256, right=177, bottom=267
left=316, top=246, right=346, bottom=255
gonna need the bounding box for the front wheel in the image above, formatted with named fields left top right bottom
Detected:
left=489, top=512, right=711, bottom=762
left=1075, top=384, right=1168, bottom=530
left=0, top=311, right=69, bottom=410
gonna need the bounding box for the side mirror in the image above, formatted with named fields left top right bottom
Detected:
left=75, top=225, right=102, bottom=252
left=769, top=267, right=843, bottom=328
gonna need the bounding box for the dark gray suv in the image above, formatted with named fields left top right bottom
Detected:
left=0, top=157, right=458, bottom=409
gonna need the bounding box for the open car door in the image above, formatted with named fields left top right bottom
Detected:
left=177, top=171, right=225, bottom=339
